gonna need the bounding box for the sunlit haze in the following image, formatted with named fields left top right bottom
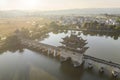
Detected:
left=0, top=0, right=120, bottom=10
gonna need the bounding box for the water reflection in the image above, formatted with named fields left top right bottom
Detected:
left=60, top=59, right=84, bottom=80
left=0, top=30, right=120, bottom=80
left=0, top=50, right=30, bottom=80
left=0, top=35, right=24, bottom=54
left=82, top=30, right=120, bottom=40
left=51, top=29, right=120, bottom=40
left=0, top=44, right=118, bottom=80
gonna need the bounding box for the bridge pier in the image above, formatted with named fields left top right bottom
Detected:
left=72, top=60, right=81, bottom=67
left=53, top=50, right=58, bottom=57
left=53, top=50, right=56, bottom=57
left=112, top=68, right=120, bottom=77
left=56, top=51, right=61, bottom=56
left=43, top=48, right=47, bottom=53
left=85, top=60, right=93, bottom=69
left=47, top=48, right=50, bottom=55
left=60, top=56, right=68, bottom=62
left=41, top=48, right=45, bottom=52
left=99, top=67, right=104, bottom=73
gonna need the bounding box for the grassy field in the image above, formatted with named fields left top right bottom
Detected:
left=0, top=17, right=50, bottom=37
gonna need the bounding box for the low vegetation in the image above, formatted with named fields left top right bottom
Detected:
left=0, top=17, right=50, bottom=37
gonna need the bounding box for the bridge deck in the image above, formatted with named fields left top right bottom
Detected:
left=21, top=39, right=58, bottom=50
left=84, top=54, right=120, bottom=69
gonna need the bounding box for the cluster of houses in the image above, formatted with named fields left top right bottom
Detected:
left=49, top=15, right=119, bottom=26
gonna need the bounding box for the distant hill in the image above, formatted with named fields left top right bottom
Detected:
left=0, top=8, right=120, bottom=17
left=42, top=8, right=120, bottom=15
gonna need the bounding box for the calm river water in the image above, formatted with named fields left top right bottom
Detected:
left=0, top=30, right=120, bottom=80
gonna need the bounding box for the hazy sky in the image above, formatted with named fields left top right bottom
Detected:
left=0, top=0, right=120, bottom=10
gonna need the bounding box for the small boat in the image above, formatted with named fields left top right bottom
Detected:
left=60, top=56, right=68, bottom=62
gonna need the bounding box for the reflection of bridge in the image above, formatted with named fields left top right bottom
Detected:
left=19, top=37, right=120, bottom=77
